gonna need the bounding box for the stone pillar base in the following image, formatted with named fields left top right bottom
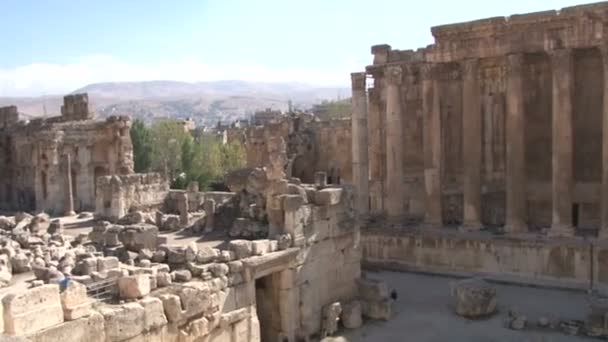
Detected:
left=547, top=224, right=575, bottom=238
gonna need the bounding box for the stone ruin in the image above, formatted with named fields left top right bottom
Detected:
left=226, top=112, right=352, bottom=185
left=0, top=93, right=133, bottom=215
left=0, top=95, right=392, bottom=341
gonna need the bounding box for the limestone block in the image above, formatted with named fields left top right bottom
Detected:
left=60, top=280, right=92, bottom=320
left=118, top=274, right=151, bottom=299
left=587, top=297, right=608, bottom=336
left=3, top=284, right=64, bottom=335
left=210, top=263, right=229, bottom=277
left=157, top=294, right=183, bottom=323
left=220, top=250, right=235, bottom=262
left=151, top=250, right=166, bottom=263
left=314, top=188, right=342, bottom=206
left=282, top=194, right=304, bottom=212
left=361, top=298, right=392, bottom=321
left=358, top=278, right=389, bottom=302
left=251, top=239, right=270, bottom=256
left=187, top=316, right=210, bottom=337
left=167, top=246, right=187, bottom=264
left=139, top=297, right=167, bottom=331
left=451, top=278, right=496, bottom=318
left=197, top=246, right=220, bottom=263
left=10, top=253, right=31, bottom=273
left=26, top=312, right=105, bottom=342
left=228, top=260, right=243, bottom=274
left=79, top=257, right=98, bottom=275
left=341, top=301, right=363, bottom=329
left=229, top=240, right=253, bottom=259
left=97, top=256, right=119, bottom=272
left=172, top=270, right=192, bottom=282
left=99, top=302, right=145, bottom=341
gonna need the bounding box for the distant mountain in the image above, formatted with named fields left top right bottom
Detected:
left=0, top=80, right=349, bottom=125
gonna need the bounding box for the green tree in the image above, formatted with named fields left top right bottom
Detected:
left=149, top=120, right=190, bottom=180
left=220, top=141, right=245, bottom=172
left=130, top=119, right=152, bottom=172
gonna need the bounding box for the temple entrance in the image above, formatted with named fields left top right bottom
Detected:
left=255, top=273, right=283, bottom=342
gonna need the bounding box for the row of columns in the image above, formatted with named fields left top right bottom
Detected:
left=353, top=47, right=608, bottom=237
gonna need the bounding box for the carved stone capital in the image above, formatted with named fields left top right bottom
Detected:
left=461, top=59, right=479, bottom=80
left=506, top=54, right=524, bottom=75
left=385, top=66, right=402, bottom=86
left=419, top=63, right=436, bottom=81
left=549, top=48, right=572, bottom=72
left=350, top=72, right=367, bottom=90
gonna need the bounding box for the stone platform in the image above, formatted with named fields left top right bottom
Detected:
left=362, top=226, right=608, bottom=292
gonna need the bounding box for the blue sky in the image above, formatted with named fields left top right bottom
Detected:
left=0, top=0, right=593, bottom=96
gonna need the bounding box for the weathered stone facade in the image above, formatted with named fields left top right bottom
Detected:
left=0, top=94, right=133, bottom=215
left=353, top=2, right=608, bottom=236
left=228, top=114, right=353, bottom=185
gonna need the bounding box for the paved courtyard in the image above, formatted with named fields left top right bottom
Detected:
left=325, top=271, right=591, bottom=342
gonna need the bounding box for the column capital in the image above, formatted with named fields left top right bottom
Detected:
left=350, top=72, right=367, bottom=90
left=420, top=63, right=437, bottom=81
left=385, top=66, right=402, bottom=85
left=461, top=59, right=479, bottom=80
left=506, top=53, right=524, bottom=75
left=548, top=48, right=572, bottom=70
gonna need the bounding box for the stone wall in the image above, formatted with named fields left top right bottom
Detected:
left=95, top=173, right=169, bottom=221
left=361, top=228, right=608, bottom=291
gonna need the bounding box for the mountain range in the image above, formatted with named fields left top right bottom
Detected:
left=0, top=80, right=349, bottom=125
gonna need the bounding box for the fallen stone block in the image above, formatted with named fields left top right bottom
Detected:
left=3, top=284, right=64, bottom=335
left=118, top=274, right=151, bottom=299
left=251, top=239, right=270, bottom=256
left=229, top=240, right=253, bottom=259
left=341, top=300, right=363, bottom=329
left=361, top=298, right=392, bottom=321
left=60, top=280, right=92, bottom=320
left=451, top=278, right=496, bottom=318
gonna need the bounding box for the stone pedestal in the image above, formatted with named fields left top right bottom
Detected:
left=384, top=66, right=405, bottom=221
left=421, top=63, right=442, bottom=227
left=461, top=59, right=482, bottom=230
left=549, top=49, right=575, bottom=237
left=351, top=72, right=370, bottom=218
left=504, top=54, right=527, bottom=234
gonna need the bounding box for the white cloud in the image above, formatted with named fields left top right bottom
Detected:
left=0, top=55, right=356, bottom=97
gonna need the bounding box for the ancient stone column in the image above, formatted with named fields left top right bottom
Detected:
left=461, top=59, right=482, bottom=230
left=368, top=85, right=384, bottom=214
left=421, top=63, right=442, bottom=228
left=504, top=54, right=527, bottom=234
left=351, top=72, right=370, bottom=218
left=549, top=49, right=575, bottom=237
left=600, top=46, right=608, bottom=239
left=384, top=66, right=405, bottom=221
left=64, top=154, right=76, bottom=216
